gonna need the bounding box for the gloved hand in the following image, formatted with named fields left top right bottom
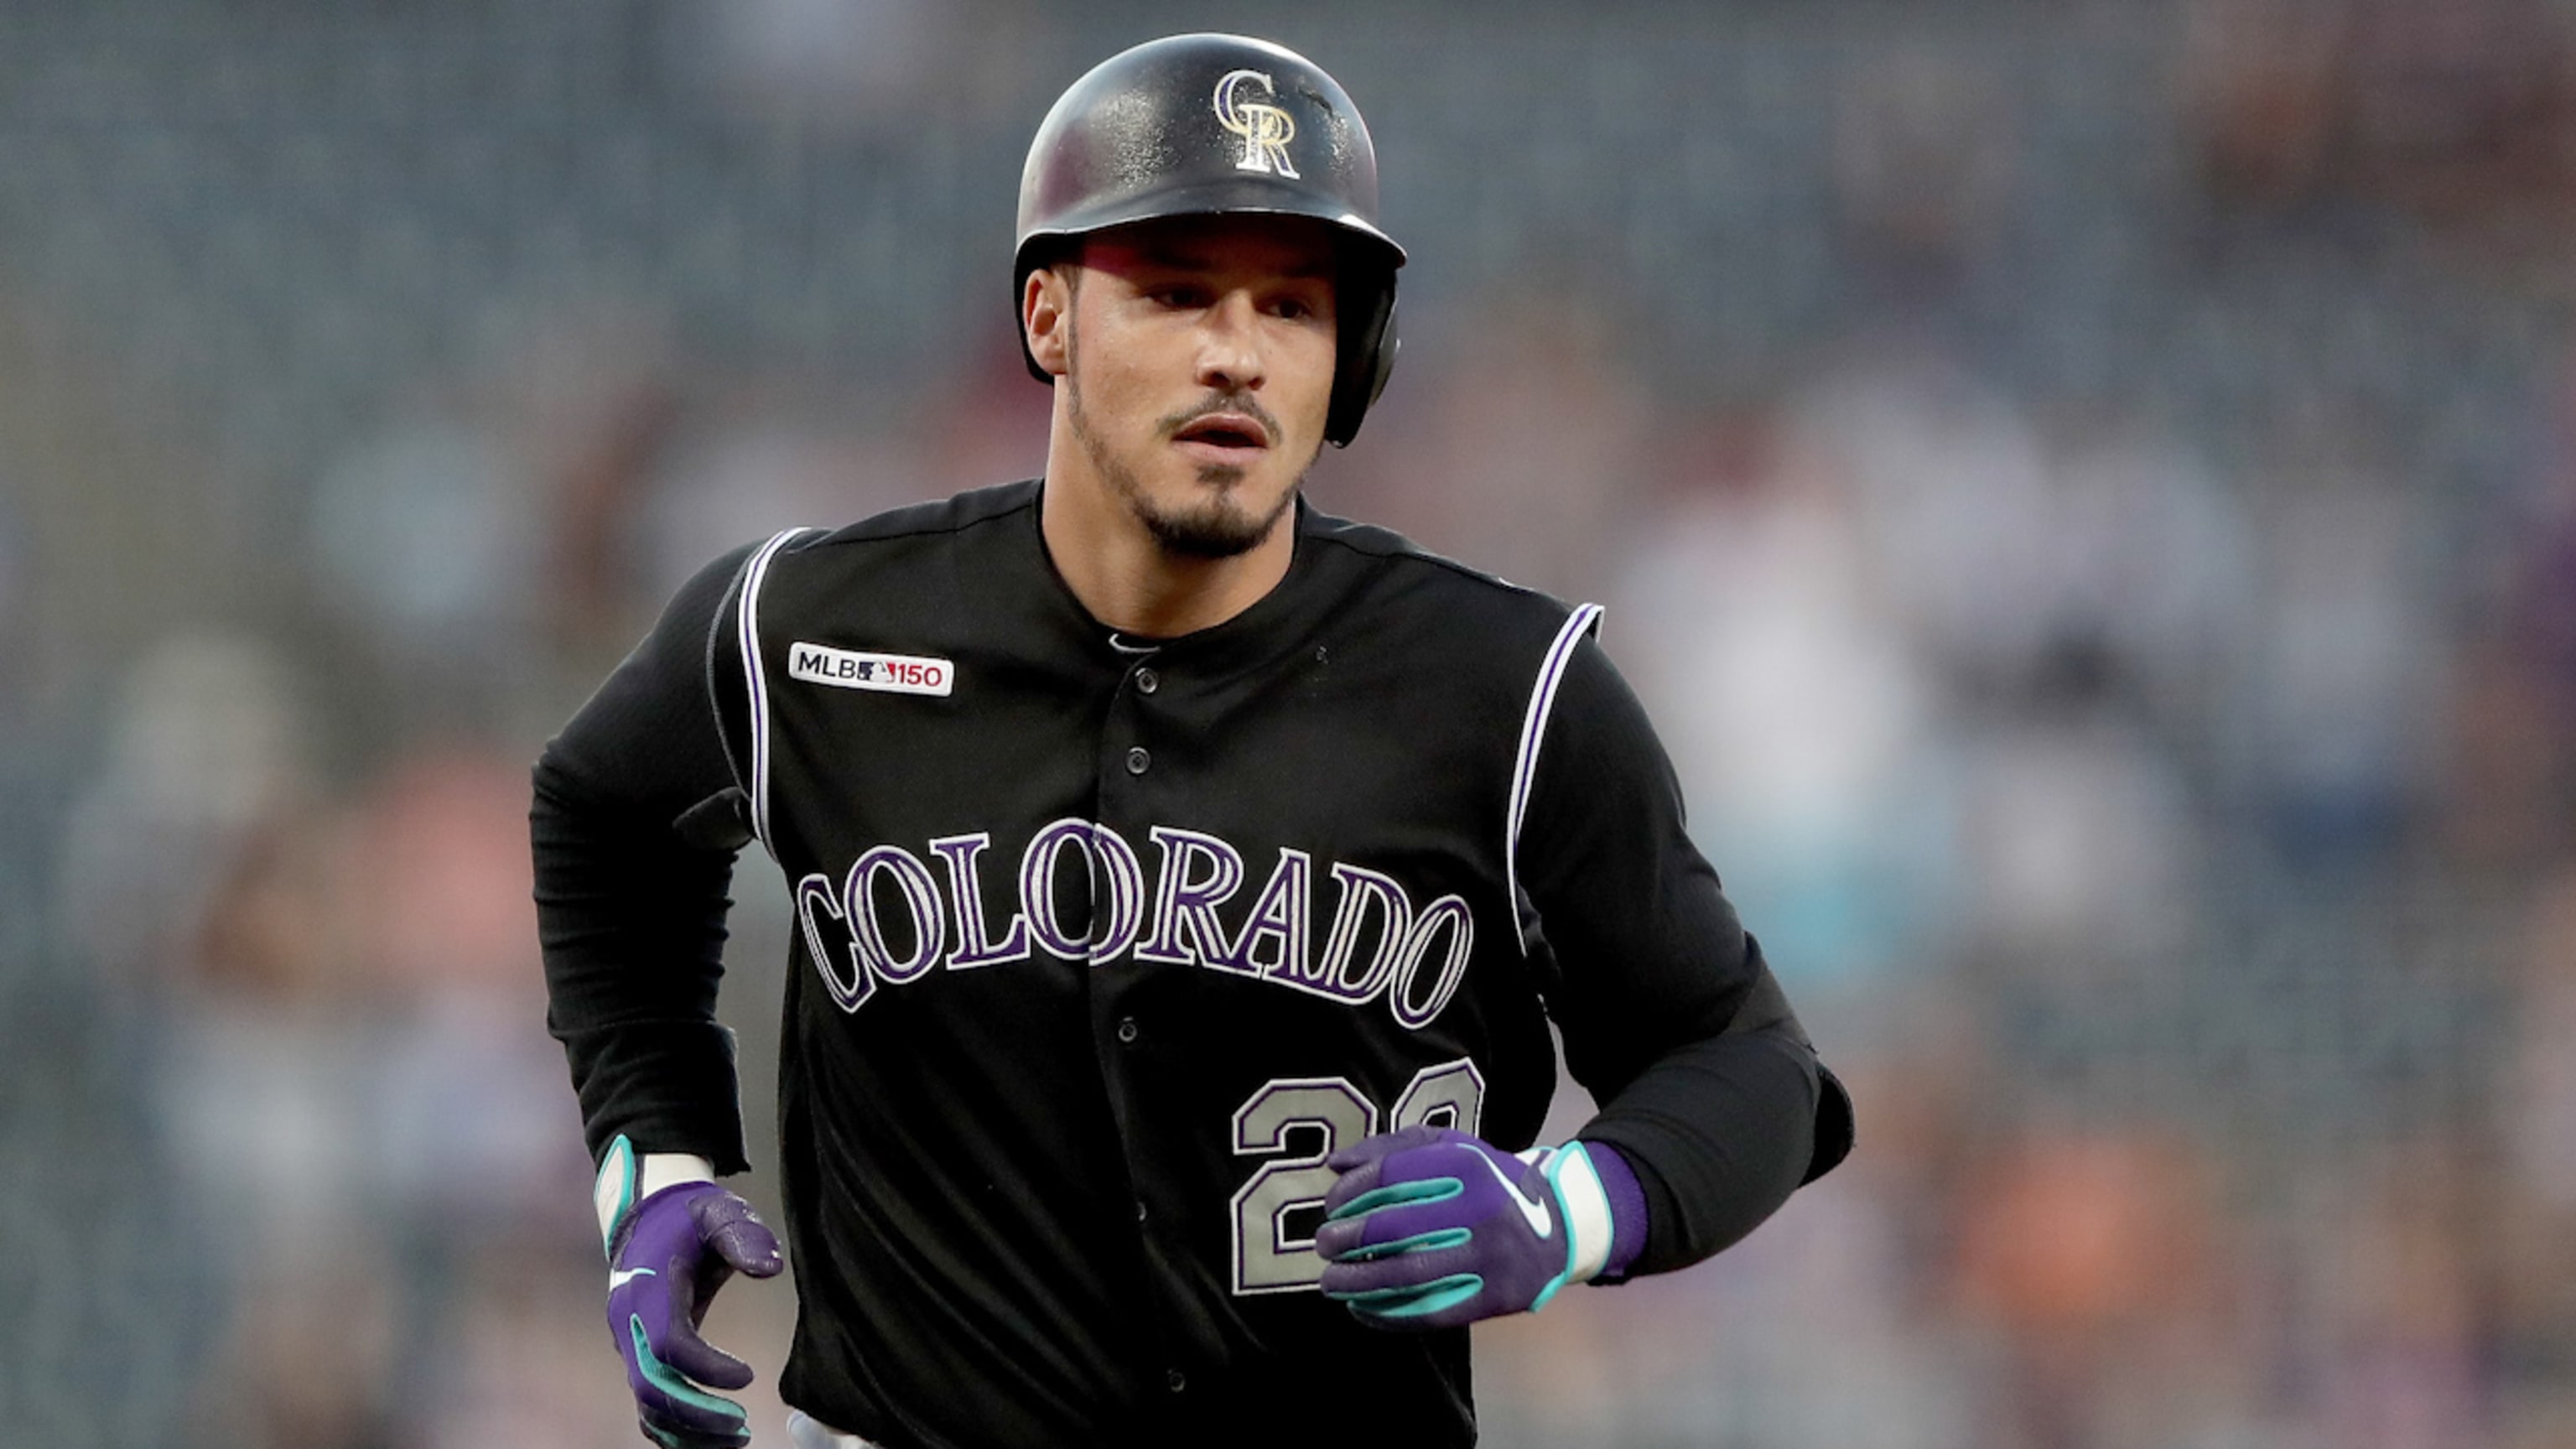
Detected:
left=597, top=1140, right=785, bottom=1448
left=1315, top=1125, right=1627, bottom=1331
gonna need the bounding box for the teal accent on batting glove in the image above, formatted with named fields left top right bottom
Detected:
left=595, top=1135, right=639, bottom=1257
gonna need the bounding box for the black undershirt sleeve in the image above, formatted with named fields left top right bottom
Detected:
left=1516, top=634, right=1856, bottom=1276
left=532, top=541, right=763, bottom=1174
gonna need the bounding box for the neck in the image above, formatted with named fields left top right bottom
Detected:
left=1039, top=451, right=1297, bottom=641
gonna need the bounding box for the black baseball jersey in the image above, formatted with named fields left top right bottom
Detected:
left=535, top=480, right=1852, bottom=1449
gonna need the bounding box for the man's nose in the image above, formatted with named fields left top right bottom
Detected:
left=1194, top=293, right=1266, bottom=392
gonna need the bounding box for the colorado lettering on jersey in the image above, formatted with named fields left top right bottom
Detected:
left=788, top=641, right=954, bottom=697
left=793, top=819, right=1477, bottom=1029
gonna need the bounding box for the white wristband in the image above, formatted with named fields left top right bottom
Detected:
left=591, top=1135, right=717, bottom=1253
left=1519, top=1141, right=1618, bottom=1284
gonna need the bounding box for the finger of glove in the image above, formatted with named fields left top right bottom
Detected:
left=623, top=1317, right=756, bottom=1431
left=1324, top=1123, right=1456, bottom=1175
left=1319, top=1152, right=1394, bottom=1218
left=1319, top=1236, right=1484, bottom=1300
left=1345, top=1280, right=1495, bottom=1333
left=1322, top=1131, right=1472, bottom=1218
left=1323, top=1248, right=1493, bottom=1332
left=639, top=1419, right=747, bottom=1449
left=638, top=1397, right=751, bottom=1449
left=1315, top=1197, right=1475, bottom=1260
left=654, top=1317, right=757, bottom=1392
left=692, top=1193, right=785, bottom=1278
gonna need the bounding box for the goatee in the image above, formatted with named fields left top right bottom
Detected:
left=1135, top=467, right=1297, bottom=558
left=1070, top=378, right=1301, bottom=560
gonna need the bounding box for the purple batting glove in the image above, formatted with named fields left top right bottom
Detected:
left=605, top=1178, right=784, bottom=1448
left=1316, top=1125, right=1620, bottom=1332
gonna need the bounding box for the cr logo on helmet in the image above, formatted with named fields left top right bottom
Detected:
left=1214, top=69, right=1301, bottom=179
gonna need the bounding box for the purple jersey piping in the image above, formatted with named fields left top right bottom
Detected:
left=1504, top=603, right=1605, bottom=953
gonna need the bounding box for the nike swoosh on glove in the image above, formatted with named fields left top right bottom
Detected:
left=1315, top=1124, right=1624, bottom=1331
left=597, top=1137, right=785, bottom=1449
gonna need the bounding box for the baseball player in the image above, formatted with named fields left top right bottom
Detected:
left=534, top=32, right=1852, bottom=1449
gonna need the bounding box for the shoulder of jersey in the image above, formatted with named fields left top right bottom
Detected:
left=784, top=479, right=1041, bottom=556
left=1299, top=505, right=1585, bottom=630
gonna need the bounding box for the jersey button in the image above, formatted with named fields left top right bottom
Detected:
left=1166, top=1368, right=1187, bottom=1394
left=1135, top=667, right=1160, bottom=695
left=1125, top=745, right=1150, bottom=775
left=1116, top=1017, right=1139, bottom=1044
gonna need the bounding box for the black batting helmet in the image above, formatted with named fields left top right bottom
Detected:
left=1014, top=33, right=1405, bottom=447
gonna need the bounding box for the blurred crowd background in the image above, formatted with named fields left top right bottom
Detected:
left=8, top=0, right=2576, bottom=1445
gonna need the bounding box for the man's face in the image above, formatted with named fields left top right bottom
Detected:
left=1042, top=215, right=1341, bottom=559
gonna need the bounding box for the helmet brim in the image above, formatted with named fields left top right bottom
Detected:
left=1015, top=180, right=1405, bottom=277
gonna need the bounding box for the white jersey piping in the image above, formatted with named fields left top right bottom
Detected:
left=738, top=527, right=813, bottom=858
left=1504, top=603, right=1604, bottom=953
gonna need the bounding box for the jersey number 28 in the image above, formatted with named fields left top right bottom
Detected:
left=1228, top=1059, right=1486, bottom=1296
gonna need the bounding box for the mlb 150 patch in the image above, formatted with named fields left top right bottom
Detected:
left=789, top=642, right=954, bottom=697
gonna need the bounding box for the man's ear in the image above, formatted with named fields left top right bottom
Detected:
left=1024, top=267, right=1072, bottom=378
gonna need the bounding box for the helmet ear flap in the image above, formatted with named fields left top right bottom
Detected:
left=1327, top=277, right=1397, bottom=448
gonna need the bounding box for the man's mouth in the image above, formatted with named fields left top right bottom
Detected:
left=1171, top=413, right=1272, bottom=456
